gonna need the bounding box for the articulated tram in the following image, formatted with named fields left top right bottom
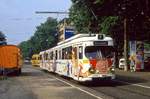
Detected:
left=40, top=34, right=115, bottom=82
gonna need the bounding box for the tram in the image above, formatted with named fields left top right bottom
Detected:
left=40, top=34, right=115, bottom=82
left=31, top=54, right=40, bottom=66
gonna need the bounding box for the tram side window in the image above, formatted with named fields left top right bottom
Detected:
left=50, top=52, right=53, bottom=60
left=62, top=49, right=65, bottom=59
left=59, top=50, right=61, bottom=59
left=55, top=50, right=58, bottom=60
left=45, top=53, right=48, bottom=60
left=31, top=57, right=34, bottom=60
left=79, top=46, right=83, bottom=59
left=69, top=47, right=72, bottom=59
left=62, top=47, right=72, bottom=59
left=66, top=46, right=72, bottom=59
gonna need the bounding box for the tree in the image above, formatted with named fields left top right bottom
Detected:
left=69, top=0, right=150, bottom=70
left=69, top=0, right=92, bottom=33
left=70, top=0, right=150, bottom=37
left=19, top=17, right=58, bottom=58
left=0, top=31, right=7, bottom=45
left=19, top=41, right=31, bottom=58
left=69, top=0, right=119, bottom=34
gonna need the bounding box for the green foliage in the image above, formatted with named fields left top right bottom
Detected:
left=69, top=0, right=92, bottom=33
left=144, top=43, right=150, bottom=51
left=19, top=17, right=58, bottom=58
left=0, top=31, right=7, bottom=45
left=94, top=0, right=105, bottom=5
left=70, top=0, right=150, bottom=37
left=19, top=41, right=31, bottom=58
left=69, top=0, right=119, bottom=34
left=99, top=16, right=119, bottom=34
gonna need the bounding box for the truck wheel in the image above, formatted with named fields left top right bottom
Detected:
left=18, top=68, right=21, bottom=75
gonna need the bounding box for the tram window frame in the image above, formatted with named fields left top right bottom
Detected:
left=62, top=48, right=65, bottom=59
left=42, top=54, right=44, bottom=61
left=39, top=55, right=42, bottom=60
left=48, top=52, right=50, bottom=60
left=79, top=46, right=83, bottom=59
left=72, top=47, right=77, bottom=59
left=67, top=46, right=72, bottom=59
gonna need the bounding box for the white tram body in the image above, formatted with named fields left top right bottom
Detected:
left=40, top=34, right=115, bottom=82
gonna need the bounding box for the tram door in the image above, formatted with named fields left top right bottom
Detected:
left=72, top=46, right=78, bottom=76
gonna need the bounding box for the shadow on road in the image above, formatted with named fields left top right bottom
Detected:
left=79, top=80, right=127, bottom=87
left=20, top=71, right=44, bottom=77
left=116, top=75, right=148, bottom=84
left=80, top=75, right=148, bottom=87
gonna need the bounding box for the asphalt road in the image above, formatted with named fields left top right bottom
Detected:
left=0, top=64, right=150, bottom=99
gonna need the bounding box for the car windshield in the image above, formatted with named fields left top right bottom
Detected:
left=85, top=46, right=114, bottom=59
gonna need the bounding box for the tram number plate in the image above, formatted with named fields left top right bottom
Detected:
left=94, top=41, right=108, bottom=46
left=92, top=74, right=101, bottom=77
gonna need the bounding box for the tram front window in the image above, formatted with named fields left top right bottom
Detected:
left=85, top=46, right=114, bottom=59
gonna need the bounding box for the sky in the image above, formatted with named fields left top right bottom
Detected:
left=0, top=0, right=72, bottom=45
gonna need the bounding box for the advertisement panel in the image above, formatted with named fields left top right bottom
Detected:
left=129, top=41, right=144, bottom=71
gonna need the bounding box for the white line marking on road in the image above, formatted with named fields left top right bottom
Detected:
left=53, top=77, right=103, bottom=99
left=114, top=80, right=150, bottom=89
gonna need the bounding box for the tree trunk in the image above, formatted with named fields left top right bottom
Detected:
left=124, top=18, right=128, bottom=71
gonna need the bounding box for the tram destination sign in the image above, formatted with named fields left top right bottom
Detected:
left=94, top=41, right=108, bottom=46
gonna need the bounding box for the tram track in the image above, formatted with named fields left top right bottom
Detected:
left=89, top=81, right=150, bottom=99
left=43, top=71, right=113, bottom=99
left=30, top=65, right=150, bottom=99
left=43, top=70, right=150, bottom=99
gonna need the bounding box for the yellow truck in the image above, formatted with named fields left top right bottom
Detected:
left=0, top=45, right=22, bottom=76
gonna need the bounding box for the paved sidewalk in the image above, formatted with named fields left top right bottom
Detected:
left=115, top=69, right=150, bottom=84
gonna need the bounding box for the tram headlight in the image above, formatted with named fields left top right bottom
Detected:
left=109, top=67, right=115, bottom=73
left=88, top=67, right=96, bottom=74
left=111, top=68, right=115, bottom=71
left=96, top=70, right=99, bottom=74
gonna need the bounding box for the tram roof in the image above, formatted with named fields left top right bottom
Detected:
left=39, top=51, right=45, bottom=54
left=58, top=34, right=113, bottom=45
left=40, top=34, right=113, bottom=53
